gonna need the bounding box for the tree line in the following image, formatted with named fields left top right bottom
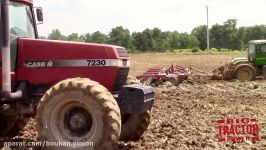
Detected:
left=46, top=19, right=266, bottom=51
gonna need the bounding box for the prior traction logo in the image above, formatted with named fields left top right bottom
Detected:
left=216, top=118, right=260, bottom=142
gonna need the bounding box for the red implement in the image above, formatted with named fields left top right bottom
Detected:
left=136, top=64, right=192, bottom=84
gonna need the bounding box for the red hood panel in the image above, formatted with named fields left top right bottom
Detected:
left=15, top=38, right=128, bottom=90
left=18, top=38, right=118, bottom=60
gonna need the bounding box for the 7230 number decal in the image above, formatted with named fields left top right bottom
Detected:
left=87, top=59, right=107, bottom=66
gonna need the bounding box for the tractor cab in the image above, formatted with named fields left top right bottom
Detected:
left=228, top=40, right=266, bottom=81
left=8, top=0, right=43, bottom=38
left=9, top=1, right=36, bottom=38
left=8, top=0, right=42, bottom=70
left=248, top=40, right=266, bottom=65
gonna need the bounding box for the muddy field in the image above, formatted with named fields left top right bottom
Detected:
left=2, top=53, right=266, bottom=150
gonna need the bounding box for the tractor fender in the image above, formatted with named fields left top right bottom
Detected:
left=231, top=57, right=249, bottom=65
left=233, top=64, right=256, bottom=76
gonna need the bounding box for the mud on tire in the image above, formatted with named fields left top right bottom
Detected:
left=234, top=64, right=256, bottom=81
left=120, top=111, right=151, bottom=141
left=36, top=78, right=121, bottom=150
left=119, top=75, right=151, bottom=141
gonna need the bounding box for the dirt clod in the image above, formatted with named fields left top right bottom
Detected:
left=212, top=63, right=235, bottom=80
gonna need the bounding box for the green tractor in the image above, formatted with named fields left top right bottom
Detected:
left=231, top=40, right=266, bottom=81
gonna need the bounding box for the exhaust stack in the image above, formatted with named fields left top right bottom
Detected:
left=1, top=0, right=11, bottom=94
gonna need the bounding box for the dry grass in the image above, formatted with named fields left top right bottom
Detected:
left=129, top=53, right=246, bottom=76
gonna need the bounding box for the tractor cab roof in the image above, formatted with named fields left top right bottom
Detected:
left=11, top=0, right=33, bottom=5
left=249, top=40, right=266, bottom=44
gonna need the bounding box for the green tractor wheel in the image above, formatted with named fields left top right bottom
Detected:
left=234, top=65, right=256, bottom=81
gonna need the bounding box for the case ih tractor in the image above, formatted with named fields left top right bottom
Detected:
left=0, top=0, right=154, bottom=149
left=231, top=40, right=266, bottom=81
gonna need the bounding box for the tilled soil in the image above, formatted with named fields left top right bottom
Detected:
left=2, top=53, right=266, bottom=150
left=118, top=79, right=266, bottom=150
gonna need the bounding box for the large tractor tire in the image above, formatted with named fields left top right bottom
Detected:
left=119, top=76, right=151, bottom=141
left=234, top=64, right=256, bottom=81
left=36, top=78, right=121, bottom=150
left=120, top=111, right=151, bottom=141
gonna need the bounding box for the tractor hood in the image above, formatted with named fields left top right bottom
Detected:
left=17, top=38, right=128, bottom=61
left=15, top=38, right=130, bottom=90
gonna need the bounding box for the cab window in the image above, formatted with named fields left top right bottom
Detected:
left=257, top=44, right=266, bottom=54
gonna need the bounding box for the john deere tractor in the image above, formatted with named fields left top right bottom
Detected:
left=231, top=40, right=266, bottom=81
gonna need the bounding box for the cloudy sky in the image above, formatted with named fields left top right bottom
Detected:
left=34, top=0, right=266, bottom=36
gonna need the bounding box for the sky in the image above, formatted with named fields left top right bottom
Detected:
left=34, top=0, right=266, bottom=36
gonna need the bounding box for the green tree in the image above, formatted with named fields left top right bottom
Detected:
left=130, top=32, right=143, bottom=50
left=47, top=19, right=266, bottom=52
left=224, top=19, right=239, bottom=49
left=91, top=31, right=109, bottom=43
left=109, top=26, right=130, bottom=48
left=160, top=31, right=172, bottom=51
left=67, top=33, right=84, bottom=42
left=48, top=29, right=66, bottom=40
left=210, top=19, right=239, bottom=49
left=79, top=35, right=86, bottom=42
left=169, top=31, right=181, bottom=49
left=178, top=33, right=199, bottom=49
left=151, top=28, right=171, bottom=51
left=237, top=27, right=248, bottom=49
left=191, top=25, right=207, bottom=50
left=140, top=29, right=154, bottom=51
left=84, top=33, right=92, bottom=43
left=210, top=24, right=227, bottom=49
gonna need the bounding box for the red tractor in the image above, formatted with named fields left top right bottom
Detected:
left=0, top=0, right=155, bottom=149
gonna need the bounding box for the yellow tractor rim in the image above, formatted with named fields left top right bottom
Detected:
left=239, top=70, right=249, bottom=80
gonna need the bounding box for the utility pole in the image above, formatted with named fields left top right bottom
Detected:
left=206, top=5, right=210, bottom=50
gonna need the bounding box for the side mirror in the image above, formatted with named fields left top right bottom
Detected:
left=35, top=7, right=43, bottom=23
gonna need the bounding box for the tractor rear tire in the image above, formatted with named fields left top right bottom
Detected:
left=234, top=65, right=256, bottom=81
left=119, top=76, right=151, bottom=141
left=36, top=78, right=121, bottom=150
left=120, top=111, right=151, bottom=141
left=166, top=77, right=178, bottom=86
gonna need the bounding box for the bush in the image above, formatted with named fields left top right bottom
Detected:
left=191, top=47, right=200, bottom=53
left=209, top=48, right=219, bottom=52
left=128, top=49, right=140, bottom=54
